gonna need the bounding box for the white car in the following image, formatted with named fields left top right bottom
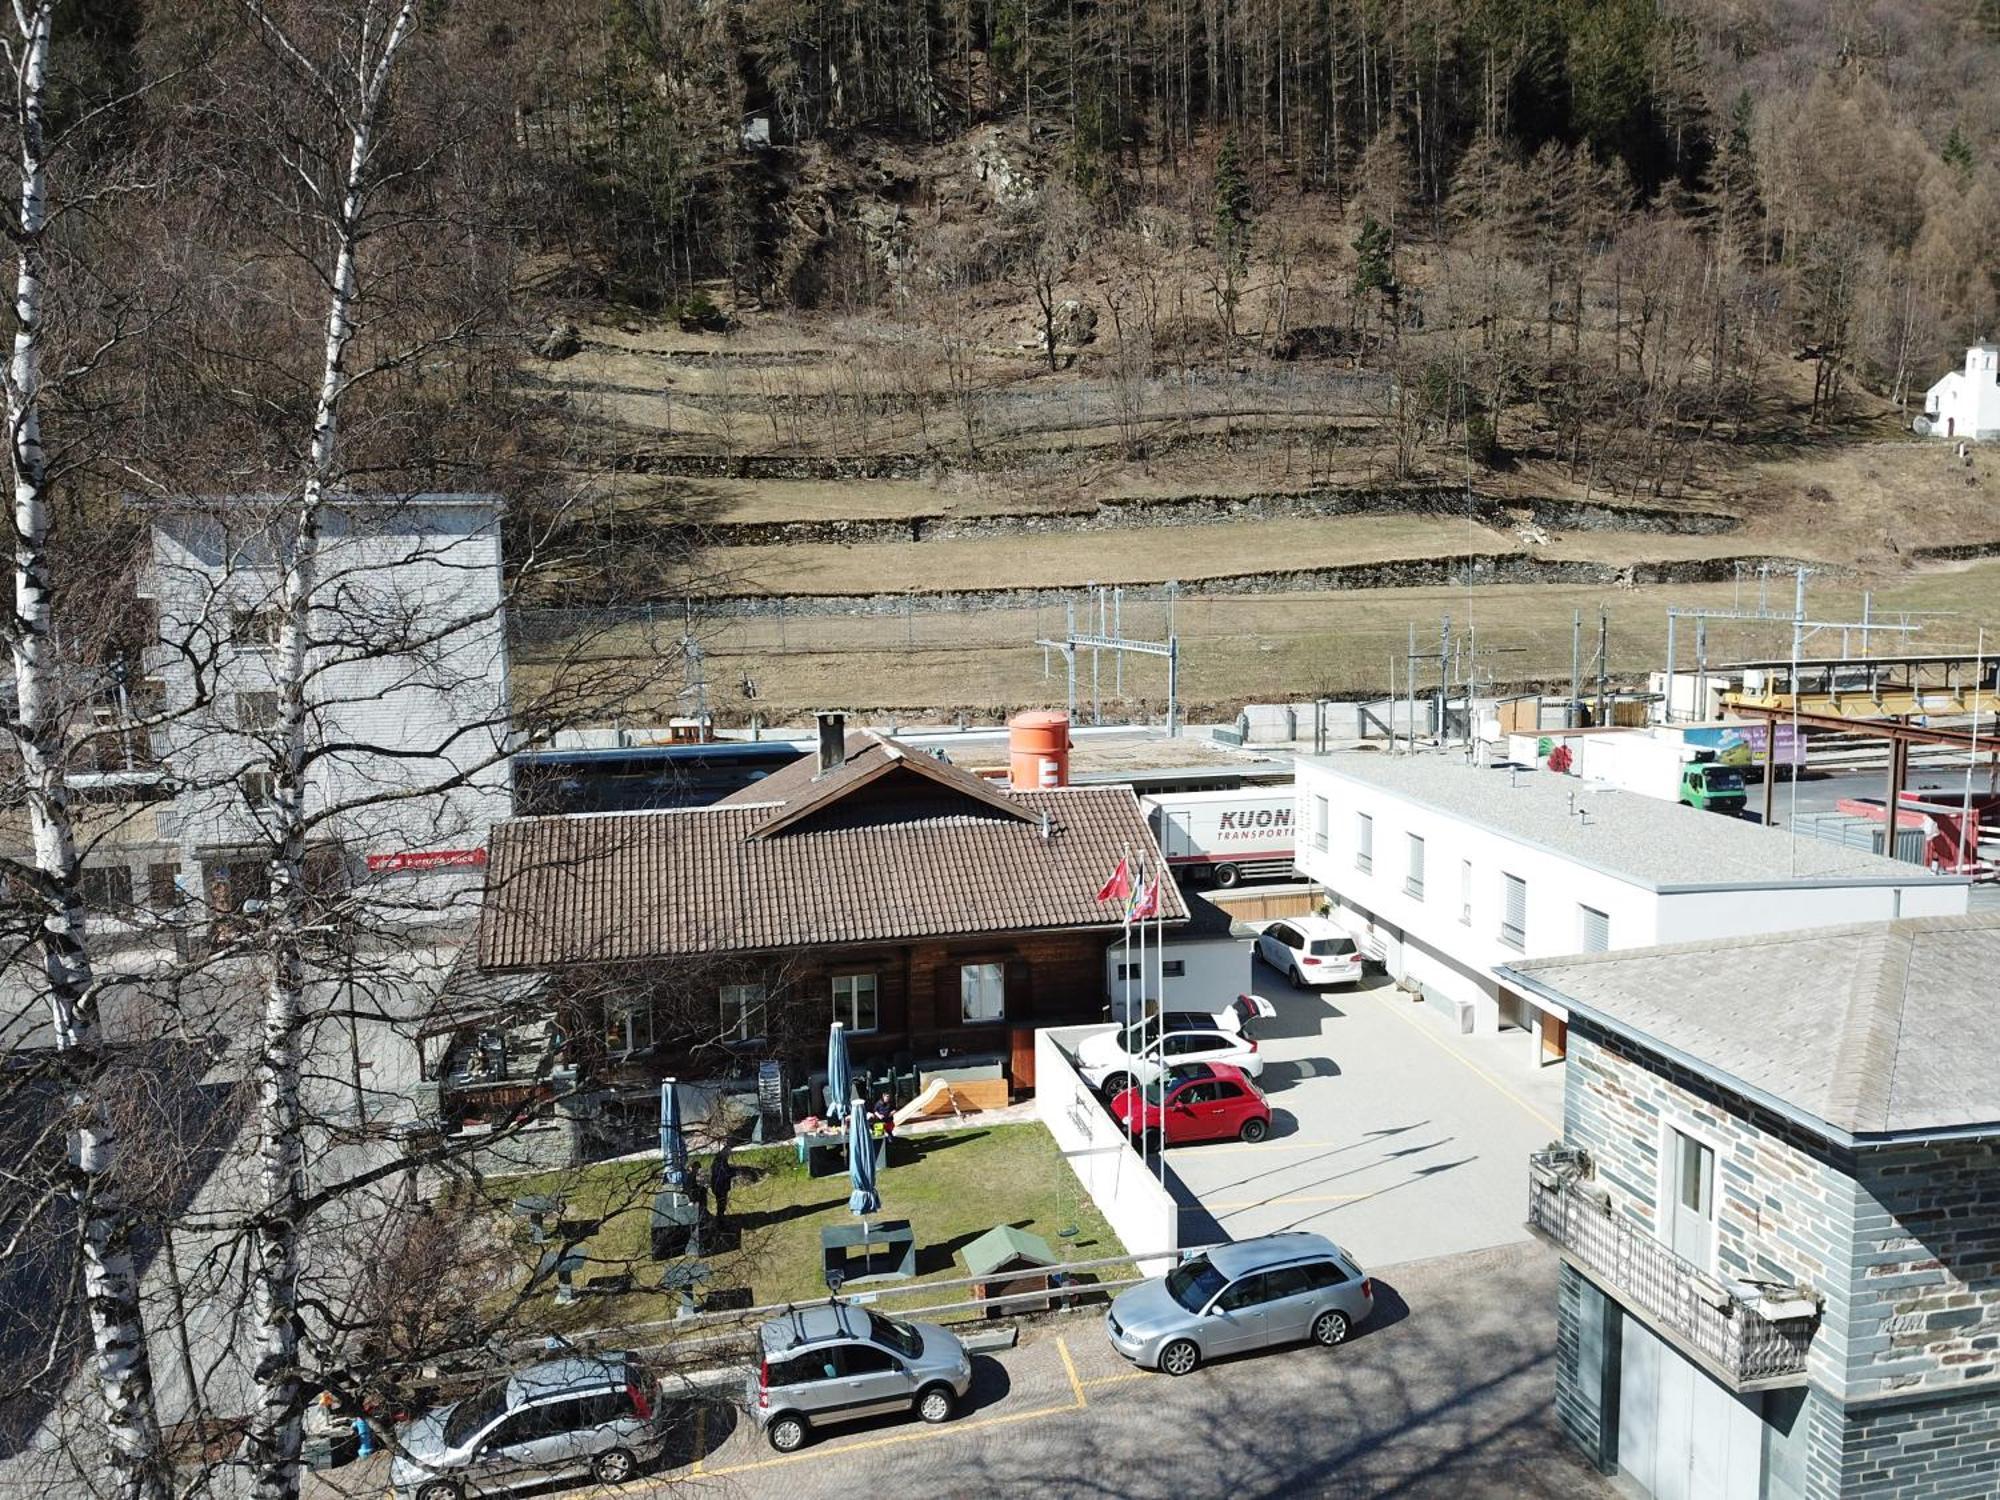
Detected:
left=1075, top=1023, right=1263, bottom=1099
left=1258, top=917, right=1363, bottom=988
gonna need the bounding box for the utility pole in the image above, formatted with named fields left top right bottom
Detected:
left=1595, top=609, right=1608, bottom=726
left=1571, top=608, right=1582, bottom=714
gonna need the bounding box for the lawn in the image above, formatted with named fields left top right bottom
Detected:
left=491, top=1122, right=1122, bottom=1338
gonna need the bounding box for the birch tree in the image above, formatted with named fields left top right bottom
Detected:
left=232, top=3, right=420, bottom=1492
left=0, top=5, right=167, bottom=1493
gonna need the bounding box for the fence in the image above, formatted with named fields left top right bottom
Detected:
left=1035, top=1024, right=1179, bottom=1276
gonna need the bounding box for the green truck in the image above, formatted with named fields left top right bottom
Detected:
left=1679, top=760, right=1747, bottom=814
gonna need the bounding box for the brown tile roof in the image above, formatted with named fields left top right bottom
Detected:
left=477, top=746, right=1186, bottom=969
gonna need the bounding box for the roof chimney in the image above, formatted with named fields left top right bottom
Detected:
left=815, top=711, right=846, bottom=776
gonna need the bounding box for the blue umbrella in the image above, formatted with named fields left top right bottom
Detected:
left=659, top=1078, right=688, bottom=1189
left=825, top=1022, right=852, bottom=1123
left=847, top=1097, right=880, bottom=1219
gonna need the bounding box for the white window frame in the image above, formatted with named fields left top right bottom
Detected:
left=960, top=962, right=1005, bottom=1024
left=1656, top=1118, right=1721, bottom=1274
left=241, top=769, right=277, bottom=809
left=1500, top=872, right=1527, bottom=950
left=607, top=997, right=654, bottom=1059
left=832, top=972, right=880, bottom=1034
left=235, top=691, right=281, bottom=731
left=719, top=983, right=766, bottom=1043
left=1312, top=795, right=1329, bottom=852
left=1405, top=833, right=1425, bottom=900
left=1355, top=813, right=1373, bottom=873
left=1579, top=904, right=1610, bottom=953
left=1459, top=859, right=1473, bottom=926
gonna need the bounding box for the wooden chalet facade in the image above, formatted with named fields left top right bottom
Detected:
left=471, top=717, right=1184, bottom=1098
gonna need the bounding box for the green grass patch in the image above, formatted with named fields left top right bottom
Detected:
left=490, top=1122, right=1121, bottom=1337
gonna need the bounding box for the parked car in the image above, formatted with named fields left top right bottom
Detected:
left=1158, top=993, right=1274, bottom=1037
left=1104, top=1232, right=1375, bottom=1377
left=1075, top=1020, right=1262, bottom=1098
left=748, top=1303, right=973, bottom=1453
left=1109, top=1062, right=1272, bottom=1147
left=1257, top=917, right=1363, bottom=988
left=389, top=1355, right=666, bottom=1499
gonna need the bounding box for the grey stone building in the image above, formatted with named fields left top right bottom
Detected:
left=1501, top=913, right=2000, bottom=1500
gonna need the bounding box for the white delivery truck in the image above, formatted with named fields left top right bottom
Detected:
left=1143, top=786, right=1296, bottom=887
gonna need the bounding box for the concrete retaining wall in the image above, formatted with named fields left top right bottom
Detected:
left=1035, top=1024, right=1179, bottom=1275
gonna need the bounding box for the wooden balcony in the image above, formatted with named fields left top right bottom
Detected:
left=1528, top=1149, right=1818, bottom=1392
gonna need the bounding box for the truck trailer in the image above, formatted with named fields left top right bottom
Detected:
left=1143, top=786, right=1296, bottom=887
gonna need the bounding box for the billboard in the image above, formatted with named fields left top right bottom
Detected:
left=1685, top=722, right=1805, bottom=767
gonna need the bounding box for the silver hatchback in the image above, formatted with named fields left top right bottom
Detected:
left=747, top=1303, right=973, bottom=1452
left=389, top=1355, right=666, bottom=1499
left=1106, top=1232, right=1374, bottom=1376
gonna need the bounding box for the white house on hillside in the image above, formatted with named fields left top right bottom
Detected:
left=1291, top=751, right=1968, bottom=1060
left=1917, top=342, right=2000, bottom=440
left=141, top=494, right=513, bottom=920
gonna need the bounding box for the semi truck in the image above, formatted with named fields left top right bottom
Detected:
left=1572, top=731, right=1747, bottom=814
left=1143, top=786, right=1296, bottom=887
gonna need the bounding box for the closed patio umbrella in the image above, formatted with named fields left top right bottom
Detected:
left=659, top=1078, right=688, bottom=1189
left=846, top=1097, right=880, bottom=1220
left=826, top=1021, right=852, bottom=1122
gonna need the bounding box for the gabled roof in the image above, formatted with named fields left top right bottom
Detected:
left=477, top=733, right=1185, bottom=969
left=722, top=730, right=1033, bottom=839
left=1502, top=913, right=2000, bottom=1144
left=962, top=1224, right=1058, bottom=1277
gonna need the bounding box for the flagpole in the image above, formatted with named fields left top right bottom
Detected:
left=1121, top=843, right=1132, bottom=1025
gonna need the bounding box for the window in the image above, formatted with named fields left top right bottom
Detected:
left=720, top=983, right=766, bottom=1043
left=1307, top=936, right=1355, bottom=957
left=1355, top=813, right=1373, bottom=873
left=1215, top=1272, right=1277, bottom=1312
left=841, top=1344, right=899, bottom=1375
left=606, top=998, right=652, bottom=1057
left=234, top=692, right=280, bottom=731
left=832, top=973, right=879, bottom=1032
left=228, top=606, right=282, bottom=650
left=1259, top=1264, right=1313, bottom=1300
left=1579, top=905, right=1610, bottom=954
left=1312, top=795, right=1330, bottom=852
left=240, top=770, right=276, bottom=809
left=1300, top=1259, right=1351, bottom=1290
left=1176, top=1081, right=1217, bottom=1105
left=1405, top=834, right=1425, bottom=900
left=79, top=866, right=132, bottom=912
left=960, top=963, right=1004, bottom=1024
left=1667, top=1127, right=1717, bottom=1273
left=769, top=1352, right=839, bottom=1387
left=1459, top=860, right=1473, bottom=925
left=146, top=863, right=181, bottom=910
left=1117, top=959, right=1186, bottom=980
left=1500, top=873, right=1527, bottom=950
left=1210, top=1080, right=1243, bottom=1101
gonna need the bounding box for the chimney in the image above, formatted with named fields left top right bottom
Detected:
left=815, top=711, right=846, bottom=776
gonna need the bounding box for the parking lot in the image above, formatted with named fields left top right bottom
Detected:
left=1162, top=958, right=1566, bottom=1266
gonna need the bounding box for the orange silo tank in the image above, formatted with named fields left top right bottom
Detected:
left=1009, top=710, right=1071, bottom=790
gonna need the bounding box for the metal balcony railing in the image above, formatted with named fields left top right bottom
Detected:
left=1528, top=1149, right=1817, bottom=1390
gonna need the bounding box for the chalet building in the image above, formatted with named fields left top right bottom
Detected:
left=462, top=715, right=1182, bottom=1138
left=1503, top=914, right=2000, bottom=1500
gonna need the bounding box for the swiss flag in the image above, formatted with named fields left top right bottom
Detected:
left=1130, top=875, right=1161, bottom=921
left=1095, top=856, right=1133, bottom=904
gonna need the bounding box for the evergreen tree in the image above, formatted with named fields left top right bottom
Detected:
left=1212, top=129, right=1253, bottom=340
left=1353, top=214, right=1400, bottom=338
left=1943, top=125, right=1976, bottom=184
left=1698, top=90, right=1766, bottom=271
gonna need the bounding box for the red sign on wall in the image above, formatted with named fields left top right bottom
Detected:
left=365, top=847, right=489, bottom=874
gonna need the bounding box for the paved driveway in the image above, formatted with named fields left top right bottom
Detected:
left=1162, top=956, right=1566, bottom=1268
left=629, top=1240, right=1610, bottom=1500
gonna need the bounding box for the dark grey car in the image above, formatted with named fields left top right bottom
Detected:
left=1106, top=1232, right=1375, bottom=1376
left=748, top=1303, right=973, bottom=1452
left=389, top=1355, right=665, bottom=1498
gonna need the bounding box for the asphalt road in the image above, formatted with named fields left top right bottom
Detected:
left=637, top=1239, right=1610, bottom=1500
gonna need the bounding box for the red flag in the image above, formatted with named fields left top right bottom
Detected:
left=1096, top=856, right=1132, bottom=904
left=1130, top=874, right=1161, bottom=921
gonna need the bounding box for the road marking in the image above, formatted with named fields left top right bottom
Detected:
left=1079, top=1369, right=1150, bottom=1389
left=1171, top=1138, right=1343, bottom=1155
left=1057, top=1334, right=1088, bottom=1409
left=1207, top=1191, right=1372, bottom=1210
left=1369, top=990, right=1560, bottom=1133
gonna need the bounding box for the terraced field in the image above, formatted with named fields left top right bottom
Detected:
left=523, top=320, right=2000, bottom=725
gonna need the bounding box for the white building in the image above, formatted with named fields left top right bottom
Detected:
left=142, top=494, right=513, bottom=918
left=1917, top=342, right=2000, bottom=440
left=1291, top=751, right=1969, bottom=1059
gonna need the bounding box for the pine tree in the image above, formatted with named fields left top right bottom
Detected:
left=1352, top=214, right=1399, bottom=339
left=1943, top=125, right=1976, bottom=184
left=1698, top=90, right=1766, bottom=271
left=1212, top=129, right=1253, bottom=341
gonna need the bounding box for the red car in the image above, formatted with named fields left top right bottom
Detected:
left=1111, top=1063, right=1272, bottom=1148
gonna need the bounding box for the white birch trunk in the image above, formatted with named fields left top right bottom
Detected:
left=5, top=6, right=168, bottom=1495
left=244, top=5, right=417, bottom=1497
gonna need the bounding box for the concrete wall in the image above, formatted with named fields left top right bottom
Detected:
left=1035, top=1024, right=1178, bottom=1274
left=1653, top=881, right=1968, bottom=943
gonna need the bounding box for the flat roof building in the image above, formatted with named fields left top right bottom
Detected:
left=1291, top=750, right=1967, bottom=1059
